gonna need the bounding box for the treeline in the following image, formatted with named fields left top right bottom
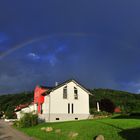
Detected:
left=0, top=91, right=33, bottom=118
left=0, top=88, right=140, bottom=118
left=90, top=88, right=140, bottom=113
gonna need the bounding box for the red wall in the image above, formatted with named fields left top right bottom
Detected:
left=34, top=86, right=48, bottom=113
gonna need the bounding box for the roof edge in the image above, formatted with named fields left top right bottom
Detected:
left=44, top=79, right=93, bottom=95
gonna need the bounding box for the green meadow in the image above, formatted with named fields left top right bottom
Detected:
left=19, top=116, right=140, bottom=140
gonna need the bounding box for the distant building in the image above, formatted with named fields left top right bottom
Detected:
left=114, top=107, right=121, bottom=113
left=15, top=103, right=35, bottom=120
left=16, top=79, right=91, bottom=122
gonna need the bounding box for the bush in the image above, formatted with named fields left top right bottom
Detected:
left=90, top=108, right=111, bottom=116
left=94, top=111, right=111, bottom=116
left=0, top=112, right=2, bottom=118
left=5, top=110, right=17, bottom=119
left=15, top=113, right=38, bottom=128
left=13, top=120, right=20, bottom=127
left=90, top=108, right=97, bottom=114
left=129, top=112, right=140, bottom=117
left=100, top=98, right=116, bottom=113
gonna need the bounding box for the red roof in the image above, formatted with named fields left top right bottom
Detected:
left=15, top=102, right=32, bottom=111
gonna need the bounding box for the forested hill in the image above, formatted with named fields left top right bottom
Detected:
left=0, top=89, right=140, bottom=115
left=90, top=89, right=140, bottom=112
left=0, top=91, right=34, bottom=113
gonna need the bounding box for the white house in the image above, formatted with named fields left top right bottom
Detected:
left=16, top=79, right=92, bottom=122
left=15, top=104, right=35, bottom=120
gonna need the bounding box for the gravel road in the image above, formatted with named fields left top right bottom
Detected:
left=0, top=120, right=36, bottom=140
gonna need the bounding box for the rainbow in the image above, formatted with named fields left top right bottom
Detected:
left=0, top=33, right=93, bottom=60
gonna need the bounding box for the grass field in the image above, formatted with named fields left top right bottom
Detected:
left=19, top=116, right=140, bottom=140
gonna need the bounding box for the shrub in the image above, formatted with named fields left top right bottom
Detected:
left=90, top=108, right=111, bottom=116
left=15, top=112, right=38, bottom=128
left=0, top=111, right=2, bottom=118
left=94, top=111, right=110, bottom=116
left=5, top=110, right=17, bottom=119
left=100, top=98, right=116, bottom=113
left=13, top=120, right=20, bottom=127
left=129, top=112, right=140, bottom=117
left=90, top=108, right=97, bottom=114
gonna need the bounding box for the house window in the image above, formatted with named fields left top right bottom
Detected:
left=41, top=104, right=43, bottom=114
left=72, top=103, right=74, bottom=114
left=68, top=103, right=70, bottom=114
left=56, top=118, right=60, bottom=120
left=63, top=86, right=67, bottom=99
left=74, top=87, right=78, bottom=99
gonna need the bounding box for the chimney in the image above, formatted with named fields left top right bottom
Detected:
left=55, top=82, right=58, bottom=86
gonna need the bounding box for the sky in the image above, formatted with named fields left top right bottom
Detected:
left=0, top=0, right=140, bottom=94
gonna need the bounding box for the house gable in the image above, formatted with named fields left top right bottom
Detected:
left=48, top=80, right=90, bottom=115
left=46, top=79, right=92, bottom=96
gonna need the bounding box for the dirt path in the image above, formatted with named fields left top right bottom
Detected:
left=0, top=120, right=36, bottom=140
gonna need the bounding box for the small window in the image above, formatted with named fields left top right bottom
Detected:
left=56, top=118, right=60, bottom=120
left=72, top=103, right=74, bottom=114
left=75, top=118, right=78, bottom=120
left=74, top=87, right=78, bottom=99
left=63, top=86, right=67, bottom=99
left=41, top=104, right=43, bottom=114
left=68, top=103, right=70, bottom=114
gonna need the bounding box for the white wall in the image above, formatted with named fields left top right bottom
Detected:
left=39, top=80, right=90, bottom=122
left=42, top=95, right=50, bottom=114
left=21, top=104, right=35, bottom=113
left=50, top=81, right=89, bottom=115
left=16, top=104, right=36, bottom=120
left=16, top=111, right=23, bottom=120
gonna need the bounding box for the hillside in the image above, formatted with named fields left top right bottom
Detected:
left=90, top=89, right=140, bottom=112
left=0, top=91, right=33, bottom=117
left=0, top=88, right=140, bottom=118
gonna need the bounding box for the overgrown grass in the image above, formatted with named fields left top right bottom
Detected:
left=19, top=116, right=140, bottom=140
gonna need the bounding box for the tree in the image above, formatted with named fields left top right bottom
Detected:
left=100, top=98, right=116, bottom=113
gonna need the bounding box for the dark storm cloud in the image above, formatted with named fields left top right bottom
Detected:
left=0, top=0, right=140, bottom=94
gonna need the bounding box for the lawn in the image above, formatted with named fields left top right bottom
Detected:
left=19, top=116, right=140, bottom=140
